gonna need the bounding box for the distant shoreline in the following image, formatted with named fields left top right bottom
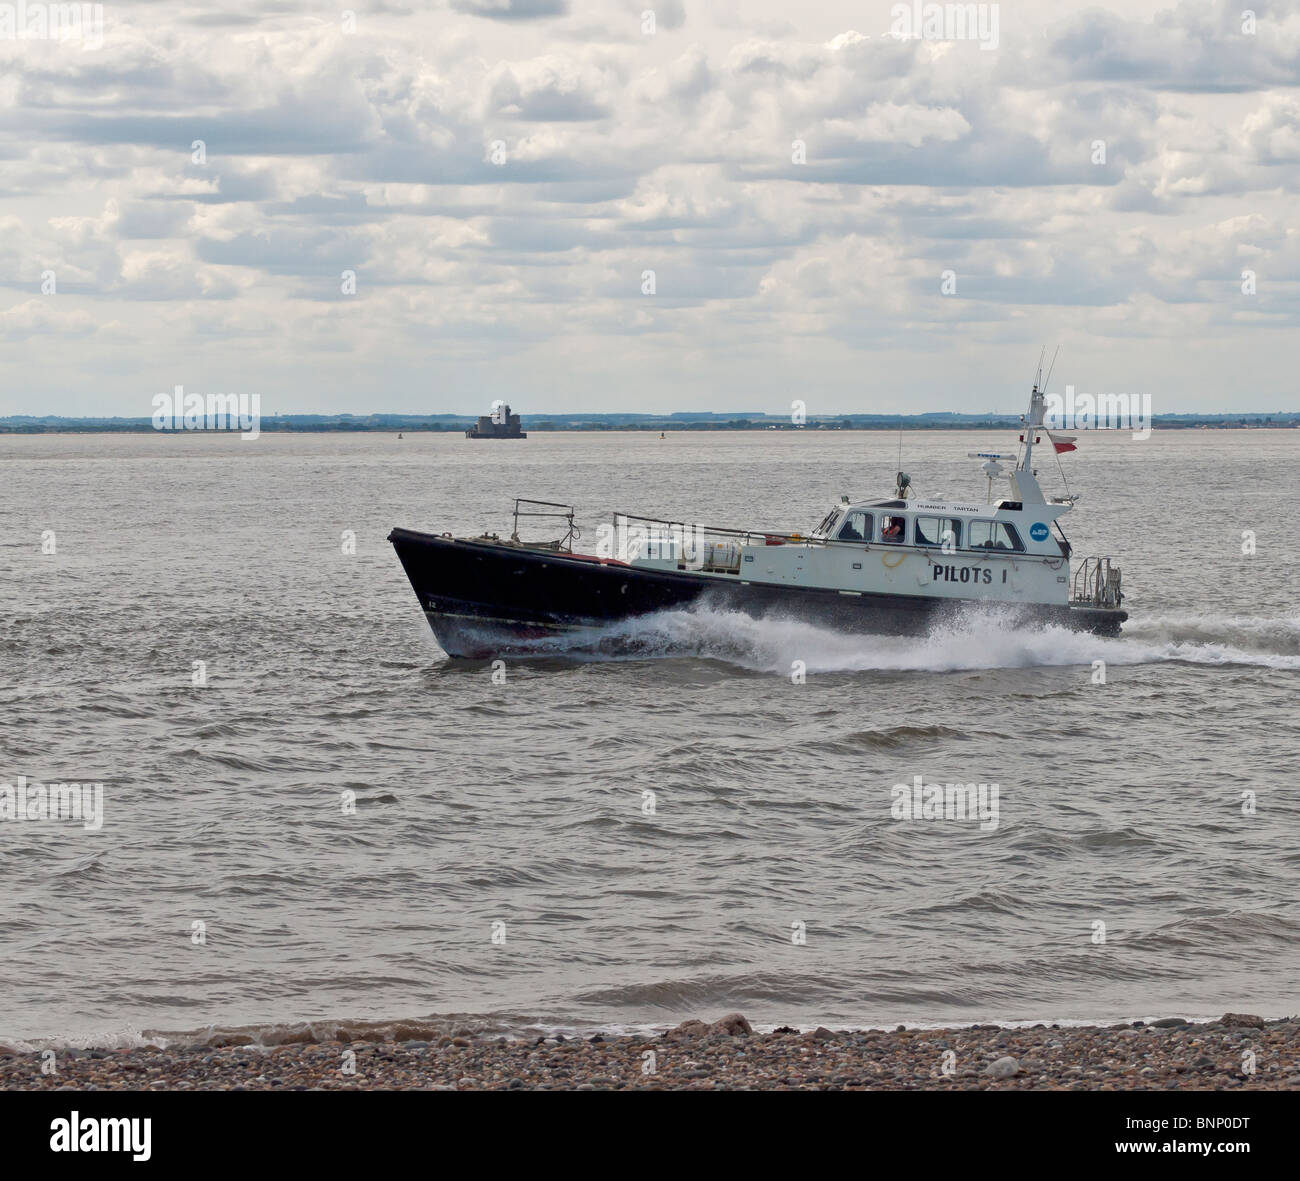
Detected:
left=3, top=418, right=1297, bottom=435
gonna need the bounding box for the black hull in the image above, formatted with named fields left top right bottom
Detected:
left=388, top=527, right=1126, bottom=658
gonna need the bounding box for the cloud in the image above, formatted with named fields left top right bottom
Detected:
left=450, top=0, right=570, bottom=21
left=1, top=1, right=1298, bottom=413
left=1048, top=0, right=1300, bottom=92
left=0, top=298, right=100, bottom=338
left=1244, top=95, right=1300, bottom=163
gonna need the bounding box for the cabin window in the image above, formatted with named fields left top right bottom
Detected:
left=837, top=511, right=873, bottom=542
left=915, top=516, right=962, bottom=548
left=967, top=520, right=1025, bottom=552
left=879, top=515, right=908, bottom=544
left=816, top=509, right=842, bottom=536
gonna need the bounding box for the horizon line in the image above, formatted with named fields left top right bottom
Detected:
left=5, top=409, right=1300, bottom=423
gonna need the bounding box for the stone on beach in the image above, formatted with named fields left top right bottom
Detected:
left=708, top=1014, right=753, bottom=1037
left=667, top=1019, right=709, bottom=1039
left=983, top=1056, right=1020, bottom=1078
left=668, top=1013, right=752, bottom=1039
left=1220, top=1013, right=1265, bottom=1028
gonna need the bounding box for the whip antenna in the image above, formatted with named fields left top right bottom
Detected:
left=1043, top=345, right=1060, bottom=392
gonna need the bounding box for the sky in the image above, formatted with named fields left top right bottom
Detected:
left=1, top=0, right=1298, bottom=417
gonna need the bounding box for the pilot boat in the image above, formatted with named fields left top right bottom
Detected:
left=389, top=381, right=1126, bottom=657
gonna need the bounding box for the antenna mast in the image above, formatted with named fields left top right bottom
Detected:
left=894, top=418, right=911, bottom=499
left=1042, top=345, right=1060, bottom=392
left=1019, top=348, right=1051, bottom=479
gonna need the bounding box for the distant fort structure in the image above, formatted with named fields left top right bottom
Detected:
left=466, top=401, right=527, bottom=439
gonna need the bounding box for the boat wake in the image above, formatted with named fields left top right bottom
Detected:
left=468, top=607, right=1300, bottom=675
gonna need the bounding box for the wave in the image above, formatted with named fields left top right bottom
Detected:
left=0, top=1015, right=603, bottom=1053
left=1123, top=612, right=1300, bottom=656
left=823, top=724, right=972, bottom=752
left=493, top=605, right=1300, bottom=674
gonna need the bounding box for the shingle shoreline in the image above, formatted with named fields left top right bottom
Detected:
left=3, top=1013, right=1297, bottom=1091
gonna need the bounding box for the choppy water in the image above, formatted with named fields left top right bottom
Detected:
left=2, top=428, right=1297, bottom=1047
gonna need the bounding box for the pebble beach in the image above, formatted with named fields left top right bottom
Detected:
left=4, top=1013, right=1297, bottom=1091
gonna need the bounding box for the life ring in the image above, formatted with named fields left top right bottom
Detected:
left=882, top=552, right=905, bottom=569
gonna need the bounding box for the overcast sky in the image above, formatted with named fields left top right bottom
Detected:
left=2, top=1, right=1298, bottom=416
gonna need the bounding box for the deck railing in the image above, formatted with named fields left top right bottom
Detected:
left=1071, top=557, right=1123, bottom=608
left=610, top=512, right=809, bottom=571
left=511, top=499, right=578, bottom=551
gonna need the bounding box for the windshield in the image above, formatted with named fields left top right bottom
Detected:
left=815, top=509, right=842, bottom=536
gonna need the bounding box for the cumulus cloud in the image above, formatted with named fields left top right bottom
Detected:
left=0, top=0, right=1298, bottom=413
left=0, top=298, right=101, bottom=338
left=450, top=0, right=570, bottom=21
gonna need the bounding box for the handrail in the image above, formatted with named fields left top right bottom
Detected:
left=512, top=498, right=578, bottom=551
left=514, top=498, right=576, bottom=516
left=615, top=512, right=795, bottom=538
left=615, top=511, right=801, bottom=549
left=1071, top=556, right=1123, bottom=608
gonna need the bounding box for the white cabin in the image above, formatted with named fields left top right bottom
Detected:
left=620, top=381, right=1116, bottom=611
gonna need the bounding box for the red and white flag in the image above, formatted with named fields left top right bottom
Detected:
left=1047, top=431, right=1077, bottom=454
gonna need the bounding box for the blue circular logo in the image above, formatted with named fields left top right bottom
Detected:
left=1029, top=522, right=1050, bottom=542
